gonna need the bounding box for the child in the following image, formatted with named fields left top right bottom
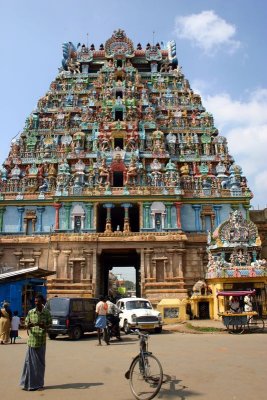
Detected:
left=10, top=311, right=20, bottom=344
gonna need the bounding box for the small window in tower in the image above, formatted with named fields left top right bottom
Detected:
left=117, top=60, right=123, bottom=67
left=115, top=110, right=123, bottom=121
left=74, top=216, right=81, bottom=233
left=114, top=138, right=123, bottom=149
left=116, top=90, right=123, bottom=98
left=113, top=171, right=124, bottom=187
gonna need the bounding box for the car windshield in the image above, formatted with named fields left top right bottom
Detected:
left=126, top=301, right=152, bottom=310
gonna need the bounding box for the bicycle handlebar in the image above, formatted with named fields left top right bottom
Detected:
left=130, top=329, right=150, bottom=339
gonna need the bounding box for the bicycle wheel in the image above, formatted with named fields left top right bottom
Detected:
left=248, top=316, right=265, bottom=332
left=129, top=354, right=163, bottom=400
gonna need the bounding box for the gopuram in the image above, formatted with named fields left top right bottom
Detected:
left=0, top=30, right=257, bottom=312
left=189, top=210, right=267, bottom=319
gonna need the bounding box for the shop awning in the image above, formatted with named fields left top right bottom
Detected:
left=216, top=290, right=256, bottom=297
left=0, top=267, right=55, bottom=283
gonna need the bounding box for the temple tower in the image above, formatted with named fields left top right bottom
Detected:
left=0, top=30, right=252, bottom=304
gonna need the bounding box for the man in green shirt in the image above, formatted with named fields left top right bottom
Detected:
left=20, top=294, right=52, bottom=391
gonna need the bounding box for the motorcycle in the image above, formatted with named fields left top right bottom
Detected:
left=106, top=313, right=122, bottom=341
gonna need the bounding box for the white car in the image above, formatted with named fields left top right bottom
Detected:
left=116, top=297, right=162, bottom=334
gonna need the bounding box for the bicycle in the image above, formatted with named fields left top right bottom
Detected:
left=125, top=329, right=163, bottom=400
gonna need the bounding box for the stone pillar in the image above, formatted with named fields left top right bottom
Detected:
left=144, top=248, right=153, bottom=279
left=143, top=202, right=152, bottom=229
left=85, top=203, right=93, bottom=229
left=13, top=251, right=23, bottom=268
left=0, top=207, right=6, bottom=232
left=166, top=249, right=175, bottom=278
left=53, top=203, right=62, bottom=230
left=63, top=203, right=72, bottom=230
left=81, top=261, right=86, bottom=279
left=62, top=250, right=71, bottom=279
left=151, top=259, right=156, bottom=279
left=17, top=207, right=25, bottom=232
left=36, top=207, right=45, bottom=232
left=213, top=205, right=222, bottom=227
left=165, top=202, right=173, bottom=229
left=83, top=249, right=93, bottom=280
left=33, top=250, right=42, bottom=267
left=103, top=203, right=114, bottom=233
left=52, top=250, right=60, bottom=277
left=172, top=248, right=185, bottom=277
left=121, top=203, right=132, bottom=233
left=192, top=205, right=201, bottom=231
left=243, top=204, right=251, bottom=220
left=174, top=202, right=182, bottom=230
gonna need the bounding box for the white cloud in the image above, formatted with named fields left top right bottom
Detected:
left=174, top=10, right=241, bottom=55
left=201, top=88, right=267, bottom=208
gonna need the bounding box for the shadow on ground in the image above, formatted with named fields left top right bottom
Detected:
left=44, top=382, right=103, bottom=390
left=158, top=374, right=201, bottom=399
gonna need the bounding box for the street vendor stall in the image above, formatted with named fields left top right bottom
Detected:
left=217, top=289, right=264, bottom=334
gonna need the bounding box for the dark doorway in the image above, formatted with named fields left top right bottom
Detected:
left=198, top=301, right=210, bottom=319
left=96, top=205, right=107, bottom=233
left=98, top=250, right=141, bottom=298
left=115, top=110, right=123, bottom=121
left=116, top=90, right=123, bottom=98
left=129, top=204, right=140, bottom=232
left=111, top=205, right=124, bottom=231
left=113, top=171, right=124, bottom=187
left=114, top=137, right=123, bottom=149
left=74, top=216, right=81, bottom=233
left=117, top=59, right=123, bottom=68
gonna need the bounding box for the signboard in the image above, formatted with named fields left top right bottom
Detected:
left=163, top=307, right=179, bottom=319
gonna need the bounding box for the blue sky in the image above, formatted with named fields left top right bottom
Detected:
left=0, top=0, right=266, bottom=213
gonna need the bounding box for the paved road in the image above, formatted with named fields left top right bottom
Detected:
left=0, top=329, right=266, bottom=400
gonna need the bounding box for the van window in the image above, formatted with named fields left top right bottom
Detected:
left=84, top=301, right=95, bottom=312
left=71, top=300, right=83, bottom=312
left=46, top=298, right=69, bottom=313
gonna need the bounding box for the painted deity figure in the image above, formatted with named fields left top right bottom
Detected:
left=152, top=129, right=165, bottom=154
left=166, top=132, right=177, bottom=155
left=180, top=163, right=189, bottom=176
left=125, top=159, right=138, bottom=185
left=125, top=131, right=139, bottom=151
left=98, top=131, right=111, bottom=152
left=98, top=159, right=110, bottom=185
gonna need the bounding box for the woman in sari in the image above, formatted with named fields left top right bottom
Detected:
left=0, top=302, right=12, bottom=344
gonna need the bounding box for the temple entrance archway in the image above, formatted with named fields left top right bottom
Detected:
left=97, top=249, right=140, bottom=298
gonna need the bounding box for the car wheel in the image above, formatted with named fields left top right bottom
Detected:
left=123, top=320, right=130, bottom=334
left=48, top=334, right=57, bottom=340
left=69, top=326, right=82, bottom=340
left=154, top=327, right=162, bottom=333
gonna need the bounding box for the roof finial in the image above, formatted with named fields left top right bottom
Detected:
left=153, top=30, right=155, bottom=46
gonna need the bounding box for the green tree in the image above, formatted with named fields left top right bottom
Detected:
left=124, top=280, right=135, bottom=291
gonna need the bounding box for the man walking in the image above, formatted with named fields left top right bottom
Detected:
left=95, top=295, right=109, bottom=346
left=20, top=294, right=52, bottom=391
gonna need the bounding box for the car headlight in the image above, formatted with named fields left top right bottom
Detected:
left=131, top=314, right=137, bottom=323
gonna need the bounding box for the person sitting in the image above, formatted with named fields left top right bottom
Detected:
left=229, top=296, right=241, bottom=313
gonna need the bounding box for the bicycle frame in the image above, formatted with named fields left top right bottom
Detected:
left=125, top=332, right=151, bottom=379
